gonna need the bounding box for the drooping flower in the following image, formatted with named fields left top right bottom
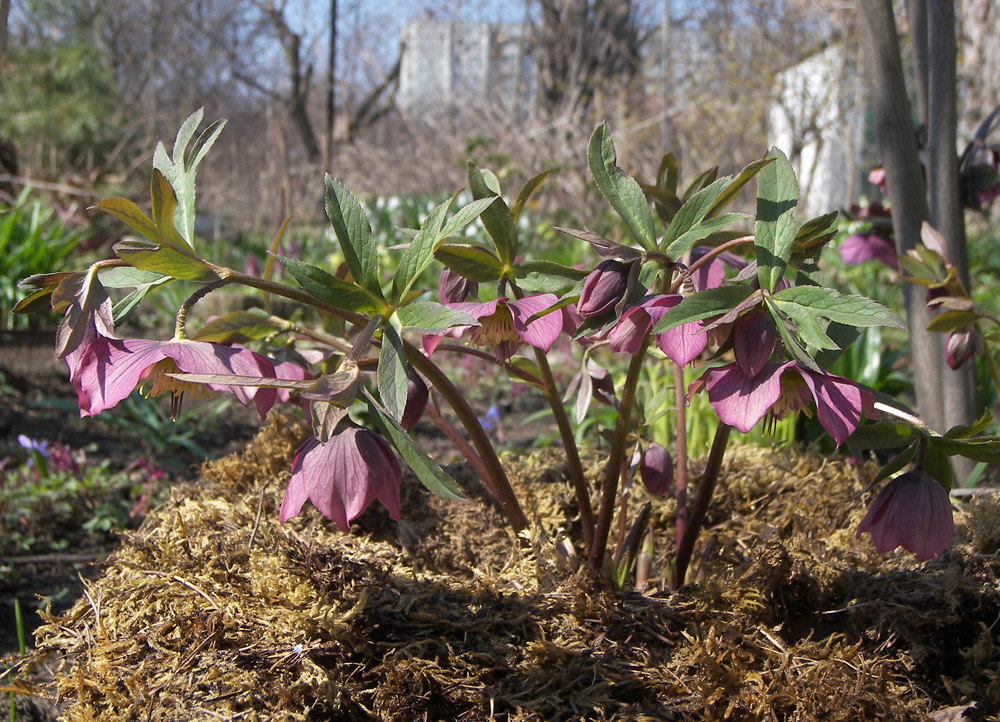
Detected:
left=577, top=259, right=632, bottom=317
left=423, top=294, right=563, bottom=362
left=945, top=326, right=984, bottom=370
left=278, top=427, right=402, bottom=530
left=856, top=470, right=954, bottom=562
left=839, top=230, right=899, bottom=269
left=700, top=361, right=871, bottom=445
left=400, top=369, right=429, bottom=430
left=72, top=336, right=277, bottom=419
left=732, top=307, right=776, bottom=378
left=639, top=443, right=673, bottom=496
left=608, top=295, right=707, bottom=366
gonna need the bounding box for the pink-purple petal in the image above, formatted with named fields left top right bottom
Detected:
left=703, top=362, right=785, bottom=433
left=793, top=366, right=863, bottom=446
left=509, top=294, right=562, bottom=352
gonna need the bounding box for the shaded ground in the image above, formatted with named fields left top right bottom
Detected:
left=11, top=416, right=1000, bottom=721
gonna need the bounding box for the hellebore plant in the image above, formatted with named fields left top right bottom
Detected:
left=15, top=110, right=1000, bottom=595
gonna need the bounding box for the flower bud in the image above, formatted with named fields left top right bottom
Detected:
left=639, top=444, right=673, bottom=496
left=439, top=269, right=477, bottom=304
left=945, top=327, right=983, bottom=370
left=577, top=260, right=631, bottom=317
left=400, top=369, right=429, bottom=429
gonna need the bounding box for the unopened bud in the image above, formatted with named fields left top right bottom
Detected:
left=639, top=444, right=673, bottom=496
left=439, top=269, right=477, bottom=304
left=401, top=369, right=429, bottom=429
left=945, top=327, right=983, bottom=370
left=577, top=260, right=631, bottom=317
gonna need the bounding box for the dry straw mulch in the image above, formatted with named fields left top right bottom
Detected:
left=14, top=415, right=1000, bottom=721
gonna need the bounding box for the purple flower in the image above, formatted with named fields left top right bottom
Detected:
left=423, top=294, right=564, bottom=362
left=690, top=245, right=747, bottom=292
left=856, top=470, right=954, bottom=562
left=438, top=268, right=478, bottom=304
left=279, top=427, right=402, bottom=530
left=701, top=361, right=871, bottom=445
left=733, top=307, right=776, bottom=378
left=577, top=259, right=632, bottom=317
left=17, top=435, right=49, bottom=458
left=839, top=231, right=899, bottom=269
left=639, top=444, right=673, bottom=496
left=868, top=166, right=888, bottom=196
left=400, top=370, right=429, bottom=430
left=608, top=295, right=707, bottom=366
left=72, top=336, right=277, bottom=419
left=945, top=327, right=984, bottom=370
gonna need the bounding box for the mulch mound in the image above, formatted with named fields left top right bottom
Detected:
left=11, top=415, right=1000, bottom=721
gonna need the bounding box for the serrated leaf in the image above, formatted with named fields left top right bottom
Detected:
left=365, top=390, right=467, bottom=502
left=929, top=436, right=1000, bottom=464
left=193, top=308, right=282, bottom=343
left=945, top=409, right=994, bottom=439
left=113, top=238, right=220, bottom=282
left=755, top=148, right=799, bottom=291
left=664, top=211, right=747, bottom=260
left=469, top=163, right=517, bottom=264
left=396, top=301, right=477, bottom=333
left=152, top=109, right=226, bottom=244
left=434, top=243, right=505, bottom=282
left=324, top=175, right=383, bottom=299
left=377, top=315, right=408, bottom=423
left=515, top=260, right=588, bottom=294
left=149, top=169, right=189, bottom=250
left=97, top=267, right=166, bottom=288
left=652, top=285, right=755, bottom=334
left=512, top=169, right=550, bottom=222
left=392, top=193, right=456, bottom=303
left=705, top=156, right=774, bottom=218
left=588, top=123, right=657, bottom=251
left=772, top=286, right=905, bottom=329
left=927, top=309, right=979, bottom=333
left=11, top=287, right=54, bottom=315
left=661, top=177, right=730, bottom=256
left=439, top=195, right=499, bottom=240
left=111, top=275, right=173, bottom=325
left=278, top=255, right=384, bottom=313
left=846, top=422, right=920, bottom=450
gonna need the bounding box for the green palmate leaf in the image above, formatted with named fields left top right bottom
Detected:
left=278, top=255, right=384, bottom=313
left=324, top=175, right=383, bottom=299
left=511, top=169, right=550, bottom=222
left=377, top=315, right=408, bottom=423
left=683, top=167, right=719, bottom=200
left=469, top=163, right=517, bottom=264
left=11, top=286, right=55, bottom=315
left=149, top=169, right=188, bottom=250
left=664, top=211, right=748, bottom=260
left=588, top=123, right=657, bottom=251
left=641, top=182, right=683, bottom=226
left=794, top=211, right=840, bottom=257
left=434, top=243, right=505, bottom=282
left=515, top=260, right=588, bottom=294
left=111, top=275, right=173, bottom=325
left=771, top=286, right=905, bottom=329
left=193, top=308, right=282, bottom=343
left=927, top=309, right=979, bottom=333
left=661, top=177, right=729, bottom=256
left=846, top=421, right=920, bottom=450
left=657, top=152, right=678, bottom=194
left=365, top=390, right=467, bottom=502
left=396, top=301, right=477, bottom=334
left=392, top=192, right=457, bottom=304
left=113, top=238, right=219, bottom=282
left=764, top=295, right=818, bottom=370
left=929, top=436, right=1000, bottom=464
left=704, top=156, right=774, bottom=219
left=97, top=267, right=165, bottom=288
left=792, top=311, right=839, bottom=353
left=152, top=108, right=226, bottom=244
left=945, top=409, right=994, bottom=440
left=652, top=285, right=755, bottom=334
left=439, top=195, right=499, bottom=240
left=755, top=148, right=799, bottom=291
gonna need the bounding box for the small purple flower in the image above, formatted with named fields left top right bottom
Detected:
left=480, top=404, right=502, bottom=432
left=577, top=259, right=632, bottom=317
left=945, top=327, right=984, bottom=370
left=71, top=336, right=277, bottom=420
left=856, top=470, right=954, bottom=562
left=639, top=444, right=673, bottom=496
left=839, top=231, right=899, bottom=270
left=17, top=435, right=49, bottom=458
left=608, top=295, right=707, bottom=366
left=701, top=361, right=871, bottom=445
left=279, top=427, right=402, bottom=530
left=423, top=294, right=563, bottom=362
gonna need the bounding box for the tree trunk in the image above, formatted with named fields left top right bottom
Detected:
left=857, top=0, right=946, bottom=434
left=926, top=0, right=977, bottom=481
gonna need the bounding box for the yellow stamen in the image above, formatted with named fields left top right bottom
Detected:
left=137, top=358, right=215, bottom=418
